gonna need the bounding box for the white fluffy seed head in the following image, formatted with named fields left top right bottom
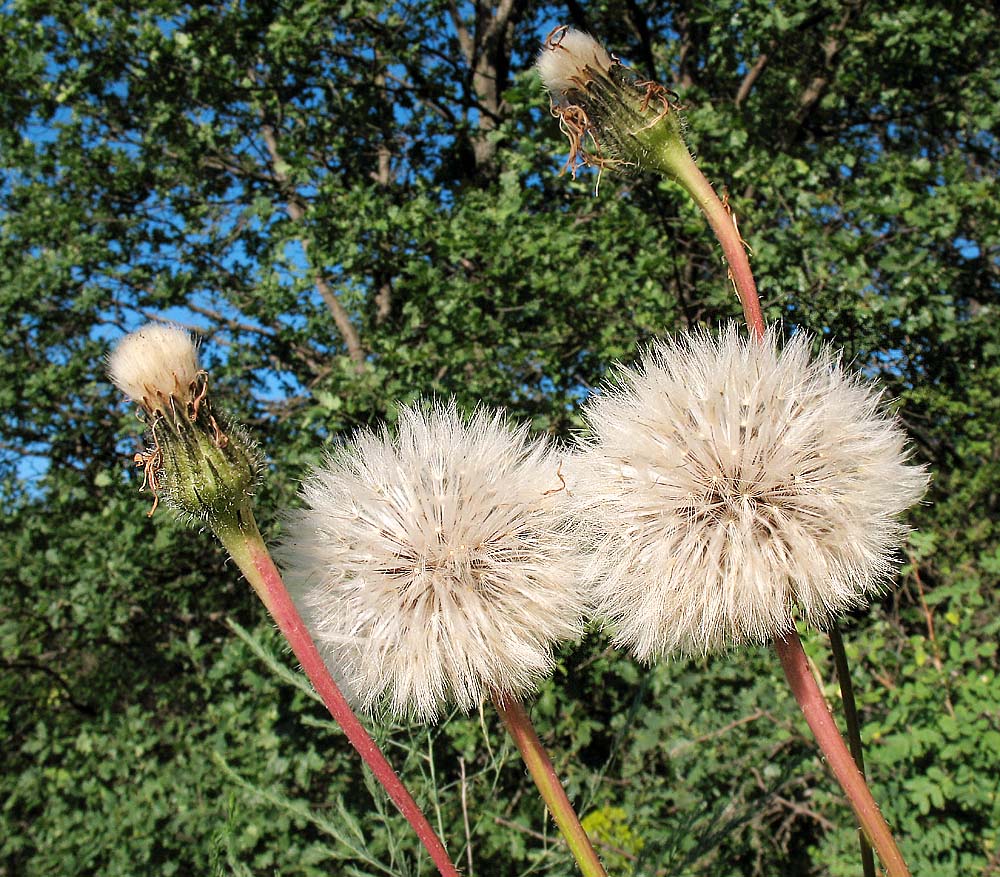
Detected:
left=279, top=401, right=588, bottom=722
left=108, top=323, right=200, bottom=414
left=571, top=324, right=929, bottom=660
left=536, top=28, right=615, bottom=100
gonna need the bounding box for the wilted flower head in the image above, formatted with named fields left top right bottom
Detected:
left=535, top=28, right=615, bottom=97
left=279, top=402, right=587, bottom=722
left=107, top=323, right=201, bottom=416
left=536, top=25, right=687, bottom=179
left=572, top=325, right=928, bottom=660
left=108, top=323, right=260, bottom=523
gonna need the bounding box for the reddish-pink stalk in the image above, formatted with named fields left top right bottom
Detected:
left=219, top=513, right=461, bottom=877
left=493, top=696, right=607, bottom=877
left=775, top=633, right=911, bottom=877
left=665, top=142, right=909, bottom=875
left=661, top=142, right=766, bottom=339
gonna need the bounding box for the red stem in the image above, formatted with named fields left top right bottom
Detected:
left=775, top=631, right=911, bottom=877
left=663, top=143, right=766, bottom=339
left=221, top=515, right=460, bottom=877
left=658, top=118, right=906, bottom=877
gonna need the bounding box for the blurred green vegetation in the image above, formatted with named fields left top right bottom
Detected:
left=2, top=1, right=998, bottom=874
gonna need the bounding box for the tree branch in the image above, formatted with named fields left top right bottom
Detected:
left=259, top=121, right=366, bottom=366
left=448, top=0, right=526, bottom=175
left=794, top=6, right=856, bottom=124
left=735, top=52, right=770, bottom=107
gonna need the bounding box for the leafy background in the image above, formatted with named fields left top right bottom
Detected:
left=2, top=1, right=998, bottom=874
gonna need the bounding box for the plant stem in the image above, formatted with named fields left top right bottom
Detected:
left=829, top=623, right=877, bottom=877
left=655, top=140, right=766, bottom=339
left=215, top=507, right=461, bottom=877
left=493, top=696, right=607, bottom=877
left=654, top=97, right=893, bottom=877
left=775, top=631, right=910, bottom=877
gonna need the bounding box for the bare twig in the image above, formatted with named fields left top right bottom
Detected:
left=460, top=757, right=474, bottom=877
left=668, top=709, right=769, bottom=757
left=794, top=6, right=856, bottom=124
left=909, top=554, right=956, bottom=718
left=258, top=119, right=366, bottom=366
left=735, top=52, right=770, bottom=107
left=493, top=815, right=549, bottom=844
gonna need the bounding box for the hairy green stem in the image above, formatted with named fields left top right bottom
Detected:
left=829, top=624, right=877, bottom=877
left=775, top=631, right=910, bottom=877
left=493, top=696, right=607, bottom=877
left=214, top=507, right=461, bottom=877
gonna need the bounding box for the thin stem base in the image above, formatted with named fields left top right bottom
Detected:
left=216, top=510, right=460, bottom=877
left=493, top=696, right=607, bottom=877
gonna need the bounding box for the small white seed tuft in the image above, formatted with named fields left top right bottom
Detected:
left=536, top=28, right=615, bottom=100
left=108, top=324, right=200, bottom=413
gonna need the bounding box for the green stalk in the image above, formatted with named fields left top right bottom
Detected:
left=829, top=624, right=877, bottom=877
left=493, top=696, right=607, bottom=877
left=214, top=506, right=461, bottom=877
left=775, top=631, right=910, bottom=877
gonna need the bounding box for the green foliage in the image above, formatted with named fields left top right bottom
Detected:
left=2, top=0, right=998, bottom=875
left=581, top=807, right=644, bottom=872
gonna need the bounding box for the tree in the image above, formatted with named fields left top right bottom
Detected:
left=2, top=1, right=998, bottom=874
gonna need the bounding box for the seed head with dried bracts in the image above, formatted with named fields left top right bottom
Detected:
left=536, top=26, right=687, bottom=181
left=108, top=323, right=260, bottom=522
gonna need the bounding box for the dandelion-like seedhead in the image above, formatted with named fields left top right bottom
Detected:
left=279, top=402, right=588, bottom=722
left=572, top=325, right=928, bottom=660
left=536, top=26, right=687, bottom=179
left=108, top=323, right=261, bottom=523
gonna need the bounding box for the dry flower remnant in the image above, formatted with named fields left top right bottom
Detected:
left=279, top=402, right=588, bottom=722
left=536, top=26, right=686, bottom=182
left=108, top=324, right=463, bottom=877
left=535, top=27, right=765, bottom=334
left=572, top=324, right=928, bottom=660
left=108, top=323, right=201, bottom=415
left=108, top=323, right=260, bottom=523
